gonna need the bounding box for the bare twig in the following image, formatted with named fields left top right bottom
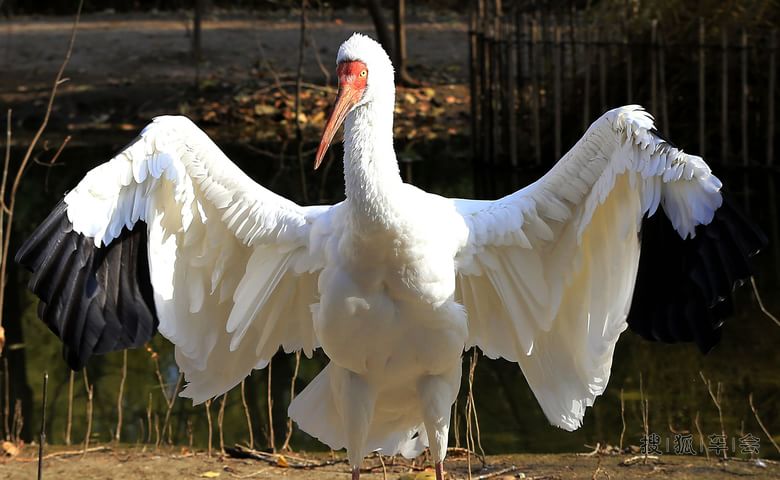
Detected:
left=153, top=413, right=160, bottom=449
left=42, top=134, right=70, bottom=192
left=282, top=351, right=301, bottom=452
left=115, top=350, right=127, bottom=444
left=619, top=388, right=626, bottom=451
left=241, top=379, right=254, bottom=449
left=465, top=348, right=486, bottom=478
left=205, top=399, right=213, bottom=457
left=81, top=369, right=94, bottom=457
left=577, top=442, right=601, bottom=456
left=267, top=360, right=275, bottom=452
left=218, top=392, right=228, bottom=455
left=3, top=357, right=8, bottom=440
left=379, top=452, right=387, bottom=480
left=160, top=372, right=183, bottom=445
left=700, top=371, right=727, bottom=461
left=65, top=370, right=74, bottom=445
left=751, top=277, right=780, bottom=327
left=37, top=372, right=47, bottom=480
left=695, top=411, right=709, bottom=460
left=0, top=0, right=83, bottom=346
left=225, top=444, right=348, bottom=469
left=749, top=393, right=780, bottom=455
left=45, top=446, right=110, bottom=460
left=145, top=392, right=153, bottom=446
left=472, top=465, right=519, bottom=479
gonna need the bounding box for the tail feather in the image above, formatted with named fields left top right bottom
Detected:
left=288, top=364, right=428, bottom=459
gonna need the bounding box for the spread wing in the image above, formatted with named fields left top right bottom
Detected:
left=17, top=116, right=333, bottom=403
left=453, top=106, right=765, bottom=430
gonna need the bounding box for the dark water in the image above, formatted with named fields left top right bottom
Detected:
left=8, top=136, right=780, bottom=459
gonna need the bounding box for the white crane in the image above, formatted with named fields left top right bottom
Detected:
left=17, top=34, right=764, bottom=479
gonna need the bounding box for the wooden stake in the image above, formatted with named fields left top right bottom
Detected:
left=651, top=20, right=658, bottom=116
left=741, top=30, right=749, bottom=166
left=659, top=29, right=669, bottom=135
left=722, top=30, right=729, bottom=164
left=531, top=17, right=541, bottom=165
left=768, top=30, right=776, bottom=166
left=583, top=26, right=591, bottom=130
left=599, top=25, right=607, bottom=112
left=554, top=23, right=562, bottom=160
left=699, top=19, right=706, bottom=156
left=507, top=12, right=518, bottom=170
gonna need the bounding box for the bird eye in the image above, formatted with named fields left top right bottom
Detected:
left=360, top=70, right=367, bottom=77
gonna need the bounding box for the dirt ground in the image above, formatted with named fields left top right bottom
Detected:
left=0, top=9, right=471, bottom=147
left=1, top=446, right=779, bottom=480
left=0, top=10, right=467, bottom=94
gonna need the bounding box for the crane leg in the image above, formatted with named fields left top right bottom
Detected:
left=352, top=466, right=360, bottom=480
left=435, top=461, right=444, bottom=480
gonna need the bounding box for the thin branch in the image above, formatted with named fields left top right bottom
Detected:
left=282, top=351, right=301, bottom=452
left=205, top=399, right=213, bottom=457
left=37, top=372, right=47, bottom=480
left=749, top=393, right=780, bottom=455
left=619, top=388, right=626, bottom=451
left=694, top=411, right=709, bottom=460
left=114, top=350, right=127, bottom=444
left=267, top=359, right=275, bottom=452
left=81, top=369, right=94, bottom=457
left=699, top=371, right=727, bottom=461
left=64, top=370, right=74, bottom=445
left=241, top=379, right=254, bottom=450
left=218, top=392, right=228, bottom=455
left=751, top=277, right=780, bottom=327
left=160, top=372, right=183, bottom=446
left=0, top=0, right=83, bottom=344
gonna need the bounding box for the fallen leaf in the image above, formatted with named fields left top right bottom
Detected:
left=199, top=471, right=220, bottom=478
left=1, top=441, right=18, bottom=457
left=276, top=455, right=289, bottom=468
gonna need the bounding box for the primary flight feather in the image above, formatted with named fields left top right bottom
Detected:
left=17, top=34, right=765, bottom=479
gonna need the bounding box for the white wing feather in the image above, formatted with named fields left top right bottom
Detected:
left=65, top=116, right=331, bottom=403
left=454, top=106, right=722, bottom=430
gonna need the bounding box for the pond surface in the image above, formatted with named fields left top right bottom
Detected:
left=8, top=135, right=780, bottom=460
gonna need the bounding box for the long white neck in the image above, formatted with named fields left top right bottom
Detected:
left=342, top=96, right=402, bottom=230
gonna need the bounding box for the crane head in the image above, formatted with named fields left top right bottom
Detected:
left=315, top=60, right=368, bottom=170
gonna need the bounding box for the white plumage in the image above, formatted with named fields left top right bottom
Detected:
left=21, top=34, right=748, bottom=480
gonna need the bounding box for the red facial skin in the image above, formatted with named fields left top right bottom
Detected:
left=315, top=60, right=369, bottom=169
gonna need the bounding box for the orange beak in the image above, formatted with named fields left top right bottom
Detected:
left=314, top=84, right=362, bottom=170
left=315, top=60, right=368, bottom=170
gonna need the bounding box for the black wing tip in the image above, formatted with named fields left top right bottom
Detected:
left=17, top=198, right=158, bottom=369
left=628, top=194, right=767, bottom=354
